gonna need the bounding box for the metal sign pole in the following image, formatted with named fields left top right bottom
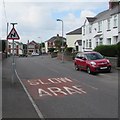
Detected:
left=7, top=22, right=20, bottom=84
left=12, top=39, right=15, bottom=83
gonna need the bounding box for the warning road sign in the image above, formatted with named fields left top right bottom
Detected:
left=7, top=27, right=20, bottom=40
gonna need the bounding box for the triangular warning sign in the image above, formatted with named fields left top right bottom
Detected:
left=7, top=27, right=20, bottom=40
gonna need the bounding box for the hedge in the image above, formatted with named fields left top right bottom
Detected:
left=117, top=42, right=120, bottom=67
left=94, top=45, right=117, bottom=57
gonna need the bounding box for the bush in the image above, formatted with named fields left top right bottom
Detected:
left=48, top=48, right=56, bottom=53
left=64, top=47, right=73, bottom=55
left=94, top=45, right=117, bottom=57
left=51, top=52, right=58, bottom=58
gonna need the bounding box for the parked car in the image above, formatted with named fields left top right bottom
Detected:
left=74, top=51, right=111, bottom=74
left=19, top=53, right=28, bottom=57
left=31, top=52, right=39, bottom=56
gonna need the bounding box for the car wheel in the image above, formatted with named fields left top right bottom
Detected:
left=108, top=66, right=111, bottom=73
left=75, top=64, right=79, bottom=71
left=87, top=67, right=91, bottom=74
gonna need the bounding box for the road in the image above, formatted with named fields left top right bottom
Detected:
left=14, top=55, right=118, bottom=118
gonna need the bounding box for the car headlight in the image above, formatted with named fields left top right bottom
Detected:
left=90, top=61, right=96, bottom=66
left=106, top=60, right=110, bottom=64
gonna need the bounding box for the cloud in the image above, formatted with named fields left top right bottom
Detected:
left=63, top=9, right=96, bottom=34
left=4, top=0, right=109, bottom=2
left=1, top=1, right=108, bottom=43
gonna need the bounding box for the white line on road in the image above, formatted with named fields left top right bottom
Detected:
left=99, top=73, right=118, bottom=78
left=73, top=78, right=98, bottom=90
left=82, top=82, right=98, bottom=90
left=15, top=69, right=45, bottom=120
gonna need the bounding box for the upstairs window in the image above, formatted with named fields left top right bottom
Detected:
left=83, top=26, right=85, bottom=35
left=107, top=19, right=111, bottom=30
left=113, top=15, right=117, bottom=28
left=98, top=21, right=102, bottom=32
left=86, top=39, right=88, bottom=48
left=89, top=39, right=92, bottom=48
left=89, top=25, right=92, bottom=33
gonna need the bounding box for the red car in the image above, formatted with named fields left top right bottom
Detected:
left=74, top=52, right=111, bottom=74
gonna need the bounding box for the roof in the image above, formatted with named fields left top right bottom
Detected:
left=28, top=40, right=38, bottom=45
left=94, top=4, right=120, bottom=22
left=75, top=40, right=82, bottom=45
left=47, top=36, right=66, bottom=42
left=66, top=27, right=82, bottom=35
left=86, top=17, right=96, bottom=23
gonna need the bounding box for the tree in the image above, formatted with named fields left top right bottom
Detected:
left=2, top=40, right=6, bottom=52
left=54, top=36, right=66, bottom=52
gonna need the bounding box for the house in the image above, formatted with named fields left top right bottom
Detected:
left=66, top=27, right=82, bottom=51
left=8, top=41, right=24, bottom=56
left=27, top=40, right=39, bottom=55
left=82, top=0, right=120, bottom=52
left=45, top=34, right=66, bottom=53
left=0, top=39, right=7, bottom=59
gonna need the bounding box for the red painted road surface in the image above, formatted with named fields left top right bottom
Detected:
left=22, top=77, right=87, bottom=99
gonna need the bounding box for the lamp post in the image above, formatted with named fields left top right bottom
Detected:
left=56, top=19, right=64, bottom=63
left=38, top=37, right=42, bottom=55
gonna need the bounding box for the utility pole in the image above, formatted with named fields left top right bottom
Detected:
left=6, top=22, right=9, bottom=58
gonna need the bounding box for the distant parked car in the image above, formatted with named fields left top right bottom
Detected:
left=74, top=51, right=111, bottom=74
left=19, top=53, right=28, bottom=57
left=31, top=52, right=39, bottom=56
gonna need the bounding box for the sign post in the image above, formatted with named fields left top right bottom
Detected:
left=7, top=23, right=20, bottom=83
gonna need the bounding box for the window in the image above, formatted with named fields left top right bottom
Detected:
left=98, top=21, right=102, bottom=32
left=28, top=45, right=34, bottom=49
left=78, top=40, right=82, bottom=46
left=107, top=38, right=111, bottom=45
left=99, top=38, right=103, bottom=45
left=83, top=26, right=85, bottom=35
left=113, top=36, right=118, bottom=43
left=107, top=19, right=111, bottom=30
left=29, top=50, right=33, bottom=53
left=83, top=41, right=85, bottom=48
left=89, top=25, right=92, bottom=33
left=96, top=39, right=98, bottom=46
left=89, top=39, right=92, bottom=48
left=113, top=15, right=117, bottom=27
left=86, top=39, right=88, bottom=48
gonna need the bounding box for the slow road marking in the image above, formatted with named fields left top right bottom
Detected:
left=23, top=77, right=87, bottom=99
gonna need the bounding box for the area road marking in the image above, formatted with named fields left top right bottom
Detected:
left=15, top=70, right=45, bottom=119
left=22, top=77, right=87, bottom=98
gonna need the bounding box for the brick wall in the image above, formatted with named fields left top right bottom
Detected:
left=106, top=57, right=118, bottom=68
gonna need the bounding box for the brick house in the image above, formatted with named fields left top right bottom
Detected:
left=27, top=40, right=40, bottom=55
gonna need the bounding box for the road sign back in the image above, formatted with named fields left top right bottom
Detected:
left=7, top=27, right=20, bottom=40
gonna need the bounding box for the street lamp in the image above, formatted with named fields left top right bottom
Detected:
left=56, top=19, right=64, bottom=63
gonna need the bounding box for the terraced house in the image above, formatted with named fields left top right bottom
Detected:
left=82, top=0, right=120, bottom=52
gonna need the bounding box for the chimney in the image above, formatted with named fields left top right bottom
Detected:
left=109, top=0, right=119, bottom=9
left=57, top=34, right=59, bottom=37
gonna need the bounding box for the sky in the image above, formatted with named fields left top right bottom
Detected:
left=1, top=0, right=109, bottom=44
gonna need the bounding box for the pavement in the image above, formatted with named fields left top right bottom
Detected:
left=2, top=57, right=40, bottom=119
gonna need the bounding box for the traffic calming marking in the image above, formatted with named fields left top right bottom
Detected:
left=22, top=77, right=87, bottom=99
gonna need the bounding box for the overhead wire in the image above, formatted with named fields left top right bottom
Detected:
left=3, top=0, right=8, bottom=23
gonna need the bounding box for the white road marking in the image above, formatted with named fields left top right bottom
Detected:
left=99, top=73, right=118, bottom=79
left=73, top=78, right=98, bottom=90
left=15, top=69, right=45, bottom=119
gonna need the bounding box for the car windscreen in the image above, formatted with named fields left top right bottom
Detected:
left=85, top=53, right=104, bottom=60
